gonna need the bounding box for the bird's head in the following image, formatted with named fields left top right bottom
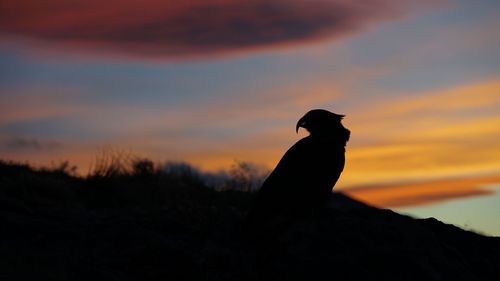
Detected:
left=296, top=109, right=350, bottom=143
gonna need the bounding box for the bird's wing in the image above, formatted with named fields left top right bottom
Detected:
left=256, top=138, right=318, bottom=205
left=258, top=136, right=345, bottom=203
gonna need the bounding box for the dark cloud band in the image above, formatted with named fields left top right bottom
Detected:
left=3, top=137, right=62, bottom=151
left=0, top=0, right=407, bottom=58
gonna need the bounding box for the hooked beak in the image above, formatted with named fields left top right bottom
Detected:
left=296, top=117, right=306, bottom=133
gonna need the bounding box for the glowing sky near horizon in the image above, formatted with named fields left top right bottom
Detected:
left=1, top=0, right=500, bottom=234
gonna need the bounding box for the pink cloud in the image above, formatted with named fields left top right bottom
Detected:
left=0, top=0, right=424, bottom=59
left=344, top=175, right=500, bottom=208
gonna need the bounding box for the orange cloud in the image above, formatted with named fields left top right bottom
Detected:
left=344, top=175, right=500, bottom=208
left=0, top=0, right=423, bottom=59
left=0, top=83, right=291, bottom=172
left=340, top=79, right=500, bottom=187
left=3, top=79, right=499, bottom=182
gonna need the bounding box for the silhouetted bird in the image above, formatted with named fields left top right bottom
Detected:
left=246, top=109, right=350, bottom=231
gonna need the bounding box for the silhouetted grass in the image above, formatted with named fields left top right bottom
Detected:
left=0, top=156, right=263, bottom=212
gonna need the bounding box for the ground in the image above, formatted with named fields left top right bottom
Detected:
left=1, top=161, right=499, bottom=281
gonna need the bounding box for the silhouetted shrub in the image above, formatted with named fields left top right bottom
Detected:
left=132, top=158, right=155, bottom=177
left=88, top=149, right=134, bottom=178
left=41, top=160, right=78, bottom=177
left=161, top=161, right=206, bottom=187
left=225, top=161, right=269, bottom=192
left=0, top=156, right=267, bottom=211
left=0, top=160, right=82, bottom=209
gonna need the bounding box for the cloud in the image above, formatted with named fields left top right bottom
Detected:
left=344, top=174, right=500, bottom=208
left=0, top=86, right=87, bottom=139
left=2, top=137, right=62, bottom=151
left=2, top=78, right=499, bottom=178
left=336, top=78, right=500, bottom=186
left=0, top=0, right=420, bottom=59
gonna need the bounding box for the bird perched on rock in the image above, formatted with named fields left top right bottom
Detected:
left=245, top=109, right=350, bottom=231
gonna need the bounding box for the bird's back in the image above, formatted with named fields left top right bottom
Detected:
left=247, top=136, right=346, bottom=227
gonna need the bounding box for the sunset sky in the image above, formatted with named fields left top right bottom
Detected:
left=1, top=0, right=499, bottom=235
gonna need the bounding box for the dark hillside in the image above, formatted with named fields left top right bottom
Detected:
left=1, top=160, right=499, bottom=281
